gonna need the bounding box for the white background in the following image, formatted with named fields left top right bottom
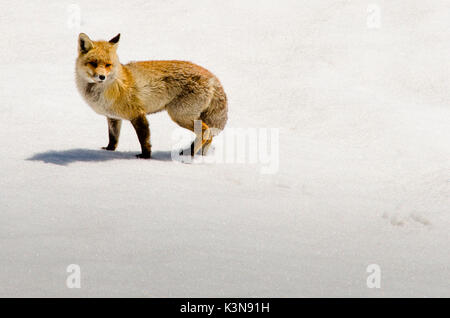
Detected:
left=0, top=0, right=449, bottom=297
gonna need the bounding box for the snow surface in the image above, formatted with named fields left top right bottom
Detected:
left=0, top=0, right=449, bottom=297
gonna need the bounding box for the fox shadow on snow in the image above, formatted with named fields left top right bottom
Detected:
left=27, top=148, right=173, bottom=166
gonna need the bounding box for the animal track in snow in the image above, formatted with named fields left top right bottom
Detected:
left=382, top=213, right=431, bottom=227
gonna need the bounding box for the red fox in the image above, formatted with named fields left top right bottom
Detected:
left=75, top=33, right=228, bottom=158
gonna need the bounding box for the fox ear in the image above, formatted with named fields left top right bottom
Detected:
left=79, top=33, right=93, bottom=54
left=109, top=33, right=120, bottom=46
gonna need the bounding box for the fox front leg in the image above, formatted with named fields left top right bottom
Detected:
left=131, top=114, right=151, bottom=159
left=102, top=117, right=122, bottom=151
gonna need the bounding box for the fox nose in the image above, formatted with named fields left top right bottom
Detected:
left=99, top=75, right=105, bottom=80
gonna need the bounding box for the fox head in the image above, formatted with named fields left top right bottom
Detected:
left=76, top=33, right=121, bottom=84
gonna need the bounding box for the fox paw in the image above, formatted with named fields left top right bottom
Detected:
left=102, top=146, right=116, bottom=151
left=136, top=153, right=151, bottom=159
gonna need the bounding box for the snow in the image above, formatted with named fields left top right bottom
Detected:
left=0, top=0, right=449, bottom=297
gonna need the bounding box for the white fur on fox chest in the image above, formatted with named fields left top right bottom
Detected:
left=77, top=81, right=121, bottom=119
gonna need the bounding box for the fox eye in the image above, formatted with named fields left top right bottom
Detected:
left=88, top=61, right=97, bottom=67
left=105, top=63, right=112, bottom=67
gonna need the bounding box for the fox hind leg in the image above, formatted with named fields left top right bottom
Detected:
left=192, top=121, right=212, bottom=156
left=102, top=117, right=122, bottom=151
left=201, top=138, right=212, bottom=155
left=180, top=121, right=213, bottom=156
left=166, top=86, right=225, bottom=157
